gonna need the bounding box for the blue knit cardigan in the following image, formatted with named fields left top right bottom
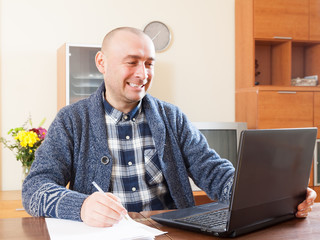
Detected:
left=22, top=83, right=234, bottom=221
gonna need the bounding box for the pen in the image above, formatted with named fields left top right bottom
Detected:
left=92, top=181, right=129, bottom=220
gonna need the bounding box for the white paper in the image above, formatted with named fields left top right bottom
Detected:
left=45, top=215, right=166, bottom=240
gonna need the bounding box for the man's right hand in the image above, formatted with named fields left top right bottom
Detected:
left=80, top=192, right=128, bottom=227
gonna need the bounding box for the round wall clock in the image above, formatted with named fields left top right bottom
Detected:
left=143, top=21, right=171, bottom=52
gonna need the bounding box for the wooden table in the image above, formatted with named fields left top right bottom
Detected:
left=1, top=203, right=320, bottom=239
left=0, top=190, right=31, bottom=218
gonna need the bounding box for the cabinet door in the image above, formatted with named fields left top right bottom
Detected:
left=310, top=0, right=320, bottom=41
left=254, top=0, right=309, bottom=40
left=257, top=91, right=314, bottom=129
left=57, top=44, right=102, bottom=110
left=315, top=92, right=320, bottom=139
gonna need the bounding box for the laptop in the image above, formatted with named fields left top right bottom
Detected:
left=151, top=128, right=317, bottom=237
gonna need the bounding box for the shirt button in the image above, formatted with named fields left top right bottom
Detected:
left=126, top=136, right=130, bottom=140
left=132, top=118, right=136, bottom=122
left=101, top=156, right=110, bottom=165
left=124, top=115, right=128, bottom=120
left=128, top=161, right=132, bottom=166
left=132, top=187, right=136, bottom=192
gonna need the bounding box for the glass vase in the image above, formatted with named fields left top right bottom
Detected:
left=22, top=165, right=31, bottom=183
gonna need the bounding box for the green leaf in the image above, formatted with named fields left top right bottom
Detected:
left=38, top=118, right=46, bottom=127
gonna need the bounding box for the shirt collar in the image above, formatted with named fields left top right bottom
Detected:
left=102, top=92, right=142, bottom=123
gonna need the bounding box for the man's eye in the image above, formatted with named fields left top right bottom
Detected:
left=127, top=62, right=137, bottom=65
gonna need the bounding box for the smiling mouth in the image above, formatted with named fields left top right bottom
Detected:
left=128, top=82, right=146, bottom=88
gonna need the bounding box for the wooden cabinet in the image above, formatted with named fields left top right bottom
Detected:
left=236, top=0, right=320, bottom=201
left=254, top=0, right=309, bottom=40
left=236, top=0, right=320, bottom=88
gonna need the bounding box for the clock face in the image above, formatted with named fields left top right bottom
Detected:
left=143, top=21, right=171, bottom=52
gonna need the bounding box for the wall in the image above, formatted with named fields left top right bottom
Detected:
left=0, top=0, right=2, bottom=190
left=0, top=0, right=235, bottom=190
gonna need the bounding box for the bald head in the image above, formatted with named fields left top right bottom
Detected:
left=95, top=26, right=155, bottom=113
left=101, top=27, right=153, bottom=54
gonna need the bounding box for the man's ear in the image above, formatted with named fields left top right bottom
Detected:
left=95, top=51, right=105, bottom=74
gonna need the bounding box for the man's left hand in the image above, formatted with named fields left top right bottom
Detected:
left=296, top=187, right=317, bottom=218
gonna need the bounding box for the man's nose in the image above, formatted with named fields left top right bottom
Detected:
left=135, top=64, right=148, bottom=79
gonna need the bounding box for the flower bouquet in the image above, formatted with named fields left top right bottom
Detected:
left=0, top=117, right=47, bottom=178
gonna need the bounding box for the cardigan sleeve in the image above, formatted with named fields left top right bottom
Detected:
left=144, top=95, right=235, bottom=204
left=173, top=109, right=235, bottom=202
left=22, top=110, right=88, bottom=221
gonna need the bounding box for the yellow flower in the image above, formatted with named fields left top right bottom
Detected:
left=15, top=130, right=39, bottom=148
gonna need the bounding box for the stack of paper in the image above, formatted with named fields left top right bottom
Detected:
left=45, top=215, right=166, bottom=240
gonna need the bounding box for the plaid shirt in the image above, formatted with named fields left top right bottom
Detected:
left=103, top=96, right=173, bottom=212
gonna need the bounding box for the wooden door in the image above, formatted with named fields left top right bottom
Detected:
left=310, top=0, right=320, bottom=41
left=254, top=0, right=309, bottom=40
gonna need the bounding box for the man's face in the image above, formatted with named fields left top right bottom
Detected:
left=96, top=31, right=155, bottom=112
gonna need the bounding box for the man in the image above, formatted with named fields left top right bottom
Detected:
left=22, top=27, right=316, bottom=228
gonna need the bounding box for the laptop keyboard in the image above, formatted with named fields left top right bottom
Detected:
left=175, top=209, right=228, bottom=229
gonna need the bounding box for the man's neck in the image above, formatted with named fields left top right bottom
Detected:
left=104, top=96, right=138, bottom=114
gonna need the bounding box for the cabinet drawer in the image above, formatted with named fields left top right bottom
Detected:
left=257, top=91, right=314, bottom=129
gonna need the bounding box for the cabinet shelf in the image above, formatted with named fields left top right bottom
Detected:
left=292, top=42, right=320, bottom=80
left=255, top=40, right=291, bottom=86
left=255, top=40, right=320, bottom=87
